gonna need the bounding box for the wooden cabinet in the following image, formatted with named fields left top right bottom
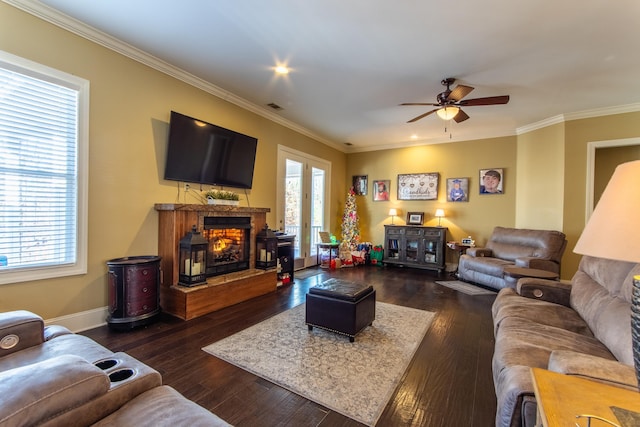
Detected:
left=383, top=225, right=447, bottom=273
left=276, top=234, right=295, bottom=285
left=107, top=256, right=161, bottom=330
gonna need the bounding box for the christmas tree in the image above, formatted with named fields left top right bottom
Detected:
left=341, top=187, right=360, bottom=252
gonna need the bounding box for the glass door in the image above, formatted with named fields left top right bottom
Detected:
left=277, top=146, right=331, bottom=268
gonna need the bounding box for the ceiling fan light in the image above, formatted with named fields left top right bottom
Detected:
left=436, top=106, right=460, bottom=120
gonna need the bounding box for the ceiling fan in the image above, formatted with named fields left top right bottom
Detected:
left=400, top=78, right=510, bottom=123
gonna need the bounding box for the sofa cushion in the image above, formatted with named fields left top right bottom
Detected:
left=569, top=256, right=639, bottom=365
left=492, top=288, right=593, bottom=337
left=0, top=355, right=110, bottom=427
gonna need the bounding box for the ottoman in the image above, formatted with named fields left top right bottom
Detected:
left=305, top=278, right=376, bottom=342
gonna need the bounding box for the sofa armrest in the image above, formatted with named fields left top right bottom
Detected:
left=514, top=257, right=558, bottom=272
left=0, top=310, right=45, bottom=357
left=44, top=324, right=73, bottom=340
left=465, top=247, right=493, bottom=257
left=548, top=350, right=637, bottom=390
left=0, top=354, right=111, bottom=426
left=516, top=278, right=572, bottom=306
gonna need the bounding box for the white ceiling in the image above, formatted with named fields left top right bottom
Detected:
left=20, top=0, right=640, bottom=152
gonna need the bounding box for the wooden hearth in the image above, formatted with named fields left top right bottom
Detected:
left=154, top=204, right=276, bottom=320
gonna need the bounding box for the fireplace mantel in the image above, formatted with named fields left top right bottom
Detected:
left=154, top=203, right=276, bottom=320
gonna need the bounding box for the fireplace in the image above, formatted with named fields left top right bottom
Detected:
left=202, top=216, right=251, bottom=276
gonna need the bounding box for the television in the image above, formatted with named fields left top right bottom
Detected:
left=164, top=111, right=258, bottom=189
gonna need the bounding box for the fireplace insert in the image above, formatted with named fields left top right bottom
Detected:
left=202, top=216, right=251, bottom=276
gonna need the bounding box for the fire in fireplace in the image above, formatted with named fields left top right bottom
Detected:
left=202, top=216, right=251, bottom=276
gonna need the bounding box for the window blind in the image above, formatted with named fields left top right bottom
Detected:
left=0, top=66, right=79, bottom=271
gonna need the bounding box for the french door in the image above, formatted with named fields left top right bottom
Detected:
left=277, top=146, right=331, bottom=268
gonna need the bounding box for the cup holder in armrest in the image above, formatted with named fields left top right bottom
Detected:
left=94, top=359, right=119, bottom=370
left=108, top=368, right=136, bottom=383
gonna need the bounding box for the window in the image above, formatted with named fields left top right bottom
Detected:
left=0, top=50, right=89, bottom=285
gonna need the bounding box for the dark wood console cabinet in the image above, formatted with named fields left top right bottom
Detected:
left=276, top=234, right=295, bottom=286
left=383, top=225, right=447, bottom=273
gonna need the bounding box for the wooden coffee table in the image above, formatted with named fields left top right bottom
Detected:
left=503, top=267, right=559, bottom=280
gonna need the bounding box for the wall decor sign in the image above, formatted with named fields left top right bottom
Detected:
left=372, top=179, right=390, bottom=201
left=397, top=173, right=439, bottom=200
left=407, top=212, right=425, bottom=225
left=352, top=175, right=368, bottom=195
left=479, top=168, right=504, bottom=194
left=447, top=177, right=469, bottom=202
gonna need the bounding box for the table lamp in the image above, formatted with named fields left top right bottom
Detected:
left=573, top=160, right=640, bottom=392
left=435, top=209, right=445, bottom=227
left=388, top=208, right=397, bottom=224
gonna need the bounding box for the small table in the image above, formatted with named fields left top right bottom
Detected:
left=446, top=242, right=473, bottom=276
left=531, top=367, right=640, bottom=427
left=317, top=242, right=340, bottom=268
left=503, top=266, right=559, bottom=280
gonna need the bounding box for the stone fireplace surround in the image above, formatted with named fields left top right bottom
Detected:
left=154, top=204, right=276, bottom=320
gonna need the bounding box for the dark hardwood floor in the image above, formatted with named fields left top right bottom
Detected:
left=82, top=266, right=497, bottom=427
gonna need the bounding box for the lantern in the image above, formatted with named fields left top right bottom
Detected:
left=255, top=225, right=277, bottom=269
left=178, top=225, right=208, bottom=286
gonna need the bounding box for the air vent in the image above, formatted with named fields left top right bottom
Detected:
left=344, top=142, right=353, bottom=146
left=267, top=103, right=283, bottom=111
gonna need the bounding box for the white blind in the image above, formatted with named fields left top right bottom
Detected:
left=0, top=66, right=79, bottom=271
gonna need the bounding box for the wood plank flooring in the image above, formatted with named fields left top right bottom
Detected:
left=81, top=266, right=497, bottom=427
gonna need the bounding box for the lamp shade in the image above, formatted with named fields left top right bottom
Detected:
left=573, top=160, right=640, bottom=263
left=435, top=209, right=445, bottom=218
left=388, top=208, right=397, bottom=216
left=436, top=106, right=460, bottom=120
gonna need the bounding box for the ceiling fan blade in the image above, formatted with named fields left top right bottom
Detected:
left=459, top=95, right=510, bottom=106
left=453, top=109, right=470, bottom=123
left=400, top=102, right=439, bottom=106
left=407, top=109, right=438, bottom=123
left=447, top=84, right=474, bottom=102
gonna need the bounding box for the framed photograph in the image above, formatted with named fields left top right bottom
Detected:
left=353, top=175, right=368, bottom=195
left=479, top=168, right=504, bottom=194
left=372, top=179, right=390, bottom=201
left=407, top=212, right=424, bottom=225
left=397, top=173, right=439, bottom=200
left=447, top=177, right=469, bottom=202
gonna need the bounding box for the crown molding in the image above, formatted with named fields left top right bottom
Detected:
left=517, top=103, right=640, bottom=135
left=4, top=0, right=345, bottom=152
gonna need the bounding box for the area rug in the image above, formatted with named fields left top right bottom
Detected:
left=294, top=268, right=323, bottom=280
left=435, top=280, right=496, bottom=295
left=202, top=302, right=435, bottom=426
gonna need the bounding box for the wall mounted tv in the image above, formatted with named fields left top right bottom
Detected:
left=164, top=111, right=258, bottom=189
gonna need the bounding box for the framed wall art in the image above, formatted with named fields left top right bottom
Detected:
left=479, top=168, right=504, bottom=194
left=352, top=175, right=368, bottom=195
left=397, top=173, right=439, bottom=200
left=372, top=179, right=390, bottom=201
left=406, top=212, right=424, bottom=225
left=447, top=177, right=469, bottom=202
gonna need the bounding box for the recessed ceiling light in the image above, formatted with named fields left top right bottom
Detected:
left=275, top=65, right=289, bottom=75
left=410, top=134, right=418, bottom=140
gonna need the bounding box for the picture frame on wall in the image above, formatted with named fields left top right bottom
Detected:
left=479, top=168, right=504, bottom=194
left=372, top=179, right=390, bottom=201
left=447, top=177, right=469, bottom=202
left=353, top=175, right=368, bottom=195
left=397, top=173, right=439, bottom=200
left=407, top=212, right=424, bottom=225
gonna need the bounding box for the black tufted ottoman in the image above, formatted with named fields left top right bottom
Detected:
left=305, top=278, right=376, bottom=342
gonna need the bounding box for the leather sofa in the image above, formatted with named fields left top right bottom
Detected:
left=0, top=310, right=231, bottom=426
left=458, top=226, right=567, bottom=290
left=491, top=255, right=640, bottom=427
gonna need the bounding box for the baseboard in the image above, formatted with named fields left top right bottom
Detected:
left=44, top=306, right=108, bottom=333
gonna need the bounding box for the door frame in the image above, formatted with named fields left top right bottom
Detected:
left=276, top=145, right=331, bottom=267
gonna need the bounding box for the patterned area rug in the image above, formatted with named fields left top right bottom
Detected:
left=435, top=280, right=496, bottom=295
left=202, top=302, right=435, bottom=426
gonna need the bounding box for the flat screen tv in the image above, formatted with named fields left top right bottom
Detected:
left=164, top=111, right=258, bottom=189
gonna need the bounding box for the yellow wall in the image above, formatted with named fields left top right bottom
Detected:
left=0, top=3, right=346, bottom=318
left=515, top=123, right=565, bottom=231
left=346, top=136, right=517, bottom=251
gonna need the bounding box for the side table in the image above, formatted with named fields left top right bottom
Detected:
left=446, top=241, right=473, bottom=276
left=317, top=243, right=340, bottom=268
left=531, top=367, right=640, bottom=427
